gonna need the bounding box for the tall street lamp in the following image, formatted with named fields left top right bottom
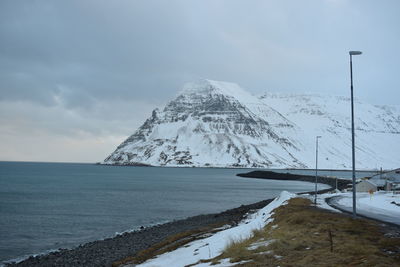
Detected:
left=314, top=135, right=322, bottom=205
left=349, top=50, right=362, bottom=218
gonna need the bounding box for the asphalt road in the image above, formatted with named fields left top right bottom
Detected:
left=327, top=195, right=400, bottom=226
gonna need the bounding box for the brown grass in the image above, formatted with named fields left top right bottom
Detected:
left=113, top=198, right=400, bottom=267
left=206, top=198, right=400, bottom=266
left=111, top=222, right=230, bottom=267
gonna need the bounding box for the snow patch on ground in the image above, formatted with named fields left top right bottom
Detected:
left=247, top=239, right=275, bottom=250
left=338, top=192, right=400, bottom=214
left=135, top=191, right=296, bottom=267
left=193, top=258, right=253, bottom=267
left=306, top=192, right=343, bottom=213
left=132, top=190, right=399, bottom=267
left=335, top=192, right=400, bottom=223
left=312, top=191, right=400, bottom=225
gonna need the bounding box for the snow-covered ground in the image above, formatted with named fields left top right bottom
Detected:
left=127, top=191, right=399, bottom=267
left=132, top=191, right=296, bottom=267
left=309, top=190, right=343, bottom=213
left=327, top=192, right=400, bottom=225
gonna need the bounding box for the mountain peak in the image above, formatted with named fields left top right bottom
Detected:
left=104, top=80, right=400, bottom=169
left=178, top=79, right=255, bottom=103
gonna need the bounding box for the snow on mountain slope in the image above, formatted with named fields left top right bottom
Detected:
left=259, top=93, right=400, bottom=169
left=104, top=79, right=400, bottom=169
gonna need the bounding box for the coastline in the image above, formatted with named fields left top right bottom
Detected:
left=237, top=170, right=349, bottom=191
left=6, top=198, right=273, bottom=267
left=98, top=163, right=381, bottom=172
left=6, top=172, right=335, bottom=267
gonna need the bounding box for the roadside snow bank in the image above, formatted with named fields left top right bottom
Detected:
left=336, top=192, right=400, bottom=218
left=135, top=191, right=296, bottom=267
left=354, top=192, right=400, bottom=213
left=309, top=191, right=342, bottom=213
left=316, top=191, right=400, bottom=225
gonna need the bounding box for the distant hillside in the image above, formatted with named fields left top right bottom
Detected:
left=104, top=79, right=400, bottom=169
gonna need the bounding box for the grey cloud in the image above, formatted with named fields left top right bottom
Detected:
left=0, top=0, right=191, bottom=106
left=2, top=0, right=399, bottom=108
left=0, top=0, right=400, bottom=162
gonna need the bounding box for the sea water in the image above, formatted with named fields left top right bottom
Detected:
left=0, top=162, right=336, bottom=263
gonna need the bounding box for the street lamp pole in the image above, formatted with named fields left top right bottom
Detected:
left=349, top=50, right=362, bottom=218
left=314, top=135, right=321, bottom=205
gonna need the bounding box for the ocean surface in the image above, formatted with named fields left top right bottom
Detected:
left=0, top=162, right=369, bottom=264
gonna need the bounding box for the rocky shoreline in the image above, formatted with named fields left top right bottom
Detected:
left=7, top=171, right=339, bottom=267
left=6, top=199, right=273, bottom=267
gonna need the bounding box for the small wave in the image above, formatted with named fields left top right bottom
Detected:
left=114, top=219, right=172, bottom=236
left=1, top=219, right=173, bottom=266
left=1, top=248, right=60, bottom=266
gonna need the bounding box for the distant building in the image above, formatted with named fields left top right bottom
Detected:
left=369, top=168, right=400, bottom=192
left=355, top=180, right=377, bottom=192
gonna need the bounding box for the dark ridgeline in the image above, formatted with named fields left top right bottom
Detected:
left=237, top=170, right=350, bottom=193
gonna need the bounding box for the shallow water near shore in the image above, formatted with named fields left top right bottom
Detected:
left=0, top=162, right=336, bottom=263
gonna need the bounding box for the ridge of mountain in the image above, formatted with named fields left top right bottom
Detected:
left=104, top=79, right=400, bottom=169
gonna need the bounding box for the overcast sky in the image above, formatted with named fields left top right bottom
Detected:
left=0, top=0, right=399, bottom=163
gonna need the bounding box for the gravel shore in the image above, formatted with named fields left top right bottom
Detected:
left=7, top=199, right=273, bottom=267
left=8, top=170, right=338, bottom=267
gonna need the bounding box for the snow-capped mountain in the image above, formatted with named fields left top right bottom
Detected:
left=104, top=79, right=400, bottom=169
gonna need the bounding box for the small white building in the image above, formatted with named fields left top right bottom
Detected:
left=355, top=180, right=377, bottom=192
left=369, top=168, right=400, bottom=191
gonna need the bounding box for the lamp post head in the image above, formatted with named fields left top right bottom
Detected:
left=349, top=51, right=362, bottom=56
left=317, top=136, right=322, bottom=139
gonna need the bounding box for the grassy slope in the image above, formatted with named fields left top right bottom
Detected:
left=209, top=198, right=400, bottom=266
left=112, top=222, right=230, bottom=266
left=114, top=198, right=400, bottom=267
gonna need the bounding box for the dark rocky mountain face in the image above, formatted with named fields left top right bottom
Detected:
left=104, top=80, right=400, bottom=169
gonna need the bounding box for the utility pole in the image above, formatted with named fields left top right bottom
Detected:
left=314, top=136, right=322, bottom=205
left=336, top=177, right=338, bottom=191
left=349, top=50, right=362, bottom=218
